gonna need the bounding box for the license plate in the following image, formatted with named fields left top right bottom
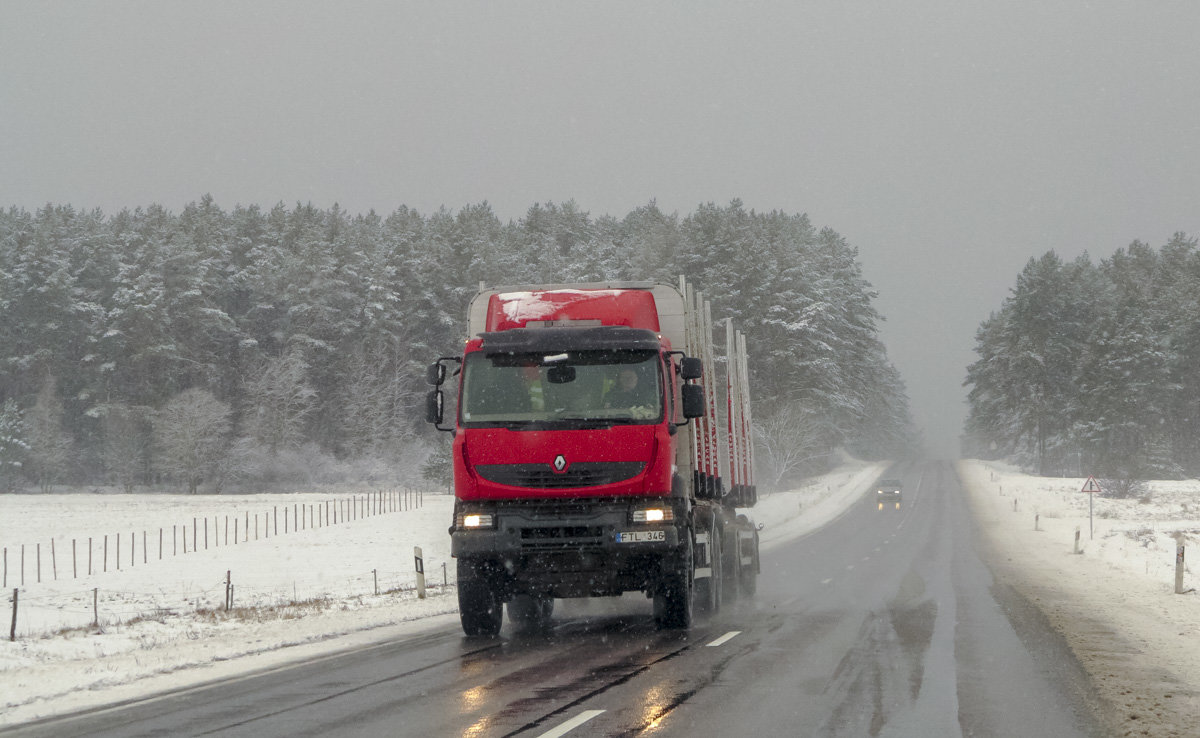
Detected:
left=616, top=530, right=665, bottom=543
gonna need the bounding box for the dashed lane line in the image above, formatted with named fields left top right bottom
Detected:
left=706, top=631, right=743, bottom=648
left=536, top=709, right=606, bottom=738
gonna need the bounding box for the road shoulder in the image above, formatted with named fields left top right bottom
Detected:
left=957, top=461, right=1200, bottom=738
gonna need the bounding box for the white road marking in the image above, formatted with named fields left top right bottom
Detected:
left=821, top=578, right=833, bottom=585
left=537, top=710, right=606, bottom=738
left=707, top=631, right=742, bottom=647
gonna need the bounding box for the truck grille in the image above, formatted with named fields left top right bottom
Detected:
left=476, top=462, right=644, bottom=489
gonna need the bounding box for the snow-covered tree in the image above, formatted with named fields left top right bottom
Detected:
left=0, top=399, right=28, bottom=492
left=155, top=388, right=231, bottom=494
left=26, top=376, right=73, bottom=492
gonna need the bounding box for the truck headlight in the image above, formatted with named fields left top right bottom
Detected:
left=631, top=507, right=673, bottom=523
left=456, top=512, right=496, bottom=529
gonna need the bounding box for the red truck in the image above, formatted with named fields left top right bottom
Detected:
left=426, top=279, right=759, bottom=634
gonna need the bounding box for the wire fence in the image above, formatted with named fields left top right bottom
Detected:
left=6, top=551, right=455, bottom=641
left=2, top=488, right=424, bottom=589
left=2, top=487, right=453, bottom=640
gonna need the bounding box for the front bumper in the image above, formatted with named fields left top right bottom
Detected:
left=451, top=498, right=686, bottom=597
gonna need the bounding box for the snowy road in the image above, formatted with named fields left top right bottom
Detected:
left=2, top=461, right=1109, bottom=737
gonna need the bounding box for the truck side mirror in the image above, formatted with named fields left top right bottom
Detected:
left=425, top=390, right=444, bottom=425
left=681, top=383, right=705, bottom=419
left=679, top=357, right=703, bottom=380
left=426, top=363, right=445, bottom=386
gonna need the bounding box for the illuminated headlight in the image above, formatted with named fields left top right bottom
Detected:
left=631, top=508, right=673, bottom=523
left=877, top=489, right=884, bottom=494
left=456, top=513, right=496, bottom=529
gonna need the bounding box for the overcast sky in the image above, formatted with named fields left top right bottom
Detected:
left=3, top=1, right=1198, bottom=457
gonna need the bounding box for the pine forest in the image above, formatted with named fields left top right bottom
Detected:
left=0, top=197, right=917, bottom=494
left=963, top=234, right=1200, bottom=481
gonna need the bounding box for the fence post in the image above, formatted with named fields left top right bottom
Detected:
left=143, top=530, right=147, bottom=564
left=234, top=518, right=238, bottom=545
left=2, top=547, right=5, bottom=588
left=89, top=537, right=93, bottom=575
left=73, top=539, right=77, bottom=578
left=104, top=535, right=109, bottom=572
left=115, top=534, right=120, bottom=571
left=51, top=539, right=57, bottom=580
left=1035, top=514, right=1040, bottom=531
left=1074, top=527, right=1081, bottom=555
left=1176, top=544, right=1186, bottom=595
left=9, top=589, right=16, bottom=641
left=21, top=544, right=25, bottom=586
left=225, top=570, right=232, bottom=612
left=36, top=543, right=41, bottom=583
left=93, top=587, right=98, bottom=628
left=373, top=568, right=379, bottom=596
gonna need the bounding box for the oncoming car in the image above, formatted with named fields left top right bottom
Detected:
left=875, top=478, right=902, bottom=509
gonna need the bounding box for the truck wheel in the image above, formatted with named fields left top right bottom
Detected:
left=655, top=536, right=694, bottom=629
left=739, top=541, right=759, bottom=597
left=458, top=561, right=502, bottom=636
left=721, top=527, right=740, bottom=604
left=507, top=594, right=553, bottom=626
left=654, top=570, right=693, bottom=630
left=694, top=529, right=721, bottom=615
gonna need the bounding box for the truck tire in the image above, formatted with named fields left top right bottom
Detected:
left=654, top=538, right=694, bottom=630
left=694, top=529, right=721, bottom=615
left=721, top=527, right=740, bottom=604
left=739, top=537, right=759, bottom=597
left=507, top=594, right=553, bottom=626
left=654, top=570, right=693, bottom=629
left=458, top=561, right=502, bottom=636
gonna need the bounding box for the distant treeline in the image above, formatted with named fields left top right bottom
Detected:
left=964, top=234, right=1200, bottom=478
left=0, top=197, right=915, bottom=493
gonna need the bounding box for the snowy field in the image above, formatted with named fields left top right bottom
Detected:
left=0, top=462, right=884, bottom=726
left=958, top=460, right=1200, bottom=734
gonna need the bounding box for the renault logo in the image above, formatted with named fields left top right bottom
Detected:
left=553, top=455, right=567, bottom=472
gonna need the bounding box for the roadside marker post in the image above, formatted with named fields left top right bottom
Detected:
left=414, top=547, right=426, bottom=599
left=1081, top=476, right=1102, bottom=540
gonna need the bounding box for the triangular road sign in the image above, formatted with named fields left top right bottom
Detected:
left=1081, top=475, right=1102, bottom=494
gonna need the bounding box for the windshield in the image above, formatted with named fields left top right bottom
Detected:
left=460, top=349, right=662, bottom=427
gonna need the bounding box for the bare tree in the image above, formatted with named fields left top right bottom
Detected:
left=27, top=376, right=73, bottom=492
left=244, top=349, right=316, bottom=454
left=340, top=339, right=422, bottom=458
left=155, top=388, right=231, bottom=494
left=753, top=405, right=828, bottom=492
left=101, top=403, right=154, bottom=493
